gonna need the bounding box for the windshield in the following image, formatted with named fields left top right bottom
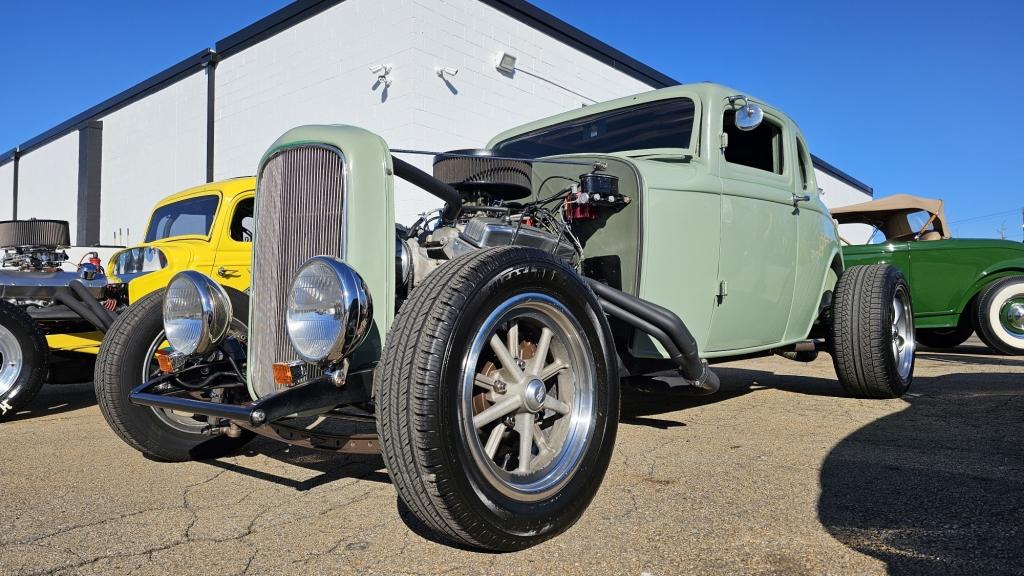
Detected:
left=494, top=98, right=695, bottom=157
left=144, top=195, right=219, bottom=242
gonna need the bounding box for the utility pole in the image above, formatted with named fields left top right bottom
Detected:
left=997, top=221, right=1007, bottom=240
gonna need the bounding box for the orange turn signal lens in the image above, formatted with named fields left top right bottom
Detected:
left=155, top=348, right=176, bottom=373
left=273, top=361, right=305, bottom=387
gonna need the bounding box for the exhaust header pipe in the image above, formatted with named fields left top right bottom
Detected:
left=587, top=279, right=719, bottom=394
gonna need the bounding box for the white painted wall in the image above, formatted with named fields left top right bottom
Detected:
left=215, top=0, right=651, bottom=223
left=99, top=70, right=207, bottom=246
left=815, top=168, right=873, bottom=243
left=16, top=133, right=79, bottom=240
left=0, top=162, right=13, bottom=220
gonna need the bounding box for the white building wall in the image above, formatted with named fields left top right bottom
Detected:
left=214, top=0, right=421, bottom=183
left=815, top=168, right=873, bottom=243
left=215, top=0, right=651, bottom=223
left=16, top=133, right=79, bottom=240
left=99, top=71, right=207, bottom=246
left=0, top=163, right=13, bottom=220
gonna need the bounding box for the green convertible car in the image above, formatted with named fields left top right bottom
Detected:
left=834, top=194, right=1024, bottom=355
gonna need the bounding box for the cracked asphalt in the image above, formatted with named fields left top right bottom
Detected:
left=2, top=337, right=1021, bottom=576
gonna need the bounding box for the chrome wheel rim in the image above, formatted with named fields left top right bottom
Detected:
left=461, top=292, right=595, bottom=502
left=891, top=286, right=915, bottom=379
left=142, top=319, right=247, bottom=434
left=0, top=324, right=24, bottom=398
left=998, top=297, right=1024, bottom=338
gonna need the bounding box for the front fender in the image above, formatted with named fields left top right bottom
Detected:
left=123, top=245, right=199, bottom=303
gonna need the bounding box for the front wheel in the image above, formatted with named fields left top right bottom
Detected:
left=0, top=301, right=48, bottom=420
left=973, top=276, right=1024, bottom=355
left=831, top=264, right=915, bottom=399
left=376, top=247, right=619, bottom=551
left=95, top=289, right=253, bottom=461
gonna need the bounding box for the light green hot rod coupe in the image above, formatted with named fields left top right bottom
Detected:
left=834, top=194, right=1024, bottom=355
left=95, top=83, right=916, bottom=550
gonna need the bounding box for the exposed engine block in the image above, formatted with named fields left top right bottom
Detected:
left=0, top=219, right=71, bottom=271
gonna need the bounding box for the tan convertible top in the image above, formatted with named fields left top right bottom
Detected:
left=831, top=194, right=951, bottom=241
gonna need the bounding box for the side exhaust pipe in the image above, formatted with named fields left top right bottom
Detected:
left=586, top=279, right=719, bottom=395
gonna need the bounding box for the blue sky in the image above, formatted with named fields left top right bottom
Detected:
left=1, top=0, right=1021, bottom=239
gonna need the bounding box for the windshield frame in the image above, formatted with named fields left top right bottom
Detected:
left=490, top=94, right=701, bottom=160
left=143, top=192, right=223, bottom=243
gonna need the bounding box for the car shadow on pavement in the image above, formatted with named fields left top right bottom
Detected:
left=203, top=434, right=390, bottom=491
left=916, top=351, right=1024, bottom=369
left=5, top=380, right=96, bottom=422
left=817, top=371, right=1024, bottom=575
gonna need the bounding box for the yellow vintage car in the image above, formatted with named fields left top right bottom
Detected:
left=48, top=177, right=254, bottom=356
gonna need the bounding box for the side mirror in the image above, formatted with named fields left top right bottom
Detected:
left=734, top=100, right=763, bottom=132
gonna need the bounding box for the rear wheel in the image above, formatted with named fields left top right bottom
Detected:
left=376, top=247, right=618, bottom=551
left=0, top=301, right=48, bottom=420
left=831, top=264, right=914, bottom=399
left=973, top=276, right=1024, bottom=355
left=95, top=289, right=253, bottom=461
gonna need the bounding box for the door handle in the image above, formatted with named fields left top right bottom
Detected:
left=217, top=266, right=236, bottom=278
left=792, top=193, right=812, bottom=203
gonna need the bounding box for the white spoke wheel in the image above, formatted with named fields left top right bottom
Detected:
left=974, top=276, right=1024, bottom=355
left=377, top=247, right=618, bottom=552
left=462, top=293, right=595, bottom=501
left=831, top=264, right=915, bottom=398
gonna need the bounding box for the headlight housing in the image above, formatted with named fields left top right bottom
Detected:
left=286, top=256, right=372, bottom=364
left=163, top=271, right=233, bottom=356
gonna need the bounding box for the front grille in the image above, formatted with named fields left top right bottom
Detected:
left=249, top=145, right=346, bottom=397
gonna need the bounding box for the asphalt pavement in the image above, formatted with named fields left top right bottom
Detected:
left=1, top=337, right=1021, bottom=575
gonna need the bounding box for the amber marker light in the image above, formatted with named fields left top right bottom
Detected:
left=273, top=361, right=305, bottom=387
left=155, top=348, right=177, bottom=373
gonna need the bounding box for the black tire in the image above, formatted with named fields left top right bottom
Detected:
left=916, top=318, right=973, bottom=350
left=831, top=264, right=915, bottom=399
left=0, top=301, right=49, bottom=420
left=973, top=276, right=1024, bottom=355
left=376, top=247, right=619, bottom=551
left=95, top=288, right=253, bottom=461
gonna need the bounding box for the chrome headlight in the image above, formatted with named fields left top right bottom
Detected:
left=286, top=256, right=372, bottom=364
left=163, top=271, right=233, bottom=356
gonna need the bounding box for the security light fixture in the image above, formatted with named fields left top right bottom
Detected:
left=436, top=67, right=459, bottom=78
left=495, top=52, right=517, bottom=74
left=369, top=64, right=393, bottom=87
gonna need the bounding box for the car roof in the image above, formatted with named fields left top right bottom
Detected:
left=487, top=82, right=785, bottom=149
left=153, top=176, right=256, bottom=208
left=832, top=194, right=951, bottom=239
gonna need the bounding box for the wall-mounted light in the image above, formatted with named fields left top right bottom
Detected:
left=369, top=64, right=392, bottom=87
left=495, top=52, right=517, bottom=74
left=436, top=66, right=459, bottom=78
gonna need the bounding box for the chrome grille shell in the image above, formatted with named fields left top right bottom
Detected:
left=248, top=144, right=347, bottom=398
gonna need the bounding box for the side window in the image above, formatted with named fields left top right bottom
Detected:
left=229, top=197, right=255, bottom=242
left=723, top=110, right=784, bottom=175
left=796, top=138, right=809, bottom=190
